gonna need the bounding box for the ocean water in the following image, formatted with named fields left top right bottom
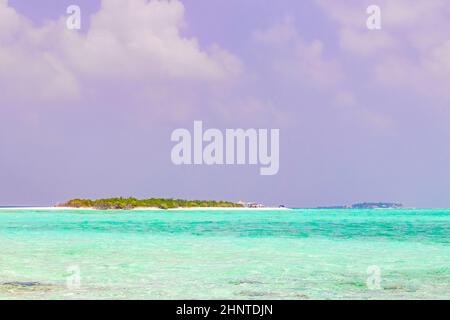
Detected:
left=0, top=208, right=448, bottom=300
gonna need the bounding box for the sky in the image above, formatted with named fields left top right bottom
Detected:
left=1, top=0, right=450, bottom=208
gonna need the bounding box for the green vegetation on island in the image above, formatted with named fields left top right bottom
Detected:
left=58, top=197, right=244, bottom=210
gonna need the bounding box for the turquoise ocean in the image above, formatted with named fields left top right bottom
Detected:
left=0, top=208, right=448, bottom=299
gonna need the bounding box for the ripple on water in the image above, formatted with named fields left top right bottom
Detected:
left=0, top=281, right=55, bottom=293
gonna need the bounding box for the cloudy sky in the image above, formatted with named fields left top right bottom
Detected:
left=1, top=0, right=450, bottom=207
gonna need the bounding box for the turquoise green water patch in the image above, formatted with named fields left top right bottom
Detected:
left=0, top=208, right=448, bottom=299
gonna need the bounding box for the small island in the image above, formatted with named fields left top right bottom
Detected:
left=57, top=197, right=244, bottom=210
left=351, top=202, right=403, bottom=209
left=317, top=202, right=403, bottom=209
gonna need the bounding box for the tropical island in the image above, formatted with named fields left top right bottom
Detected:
left=57, top=197, right=245, bottom=210
left=317, top=202, right=403, bottom=209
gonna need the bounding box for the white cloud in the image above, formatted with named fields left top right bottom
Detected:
left=0, top=0, right=242, bottom=107
left=65, top=0, right=241, bottom=80
left=253, top=17, right=343, bottom=88
left=316, top=0, right=450, bottom=101
left=333, top=91, right=394, bottom=133
left=338, top=27, right=394, bottom=57
left=315, top=0, right=396, bottom=56
left=251, top=17, right=393, bottom=132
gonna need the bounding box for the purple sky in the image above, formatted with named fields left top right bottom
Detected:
left=1, top=0, right=450, bottom=207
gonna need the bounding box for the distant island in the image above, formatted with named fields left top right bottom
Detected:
left=317, top=202, right=403, bottom=209
left=58, top=197, right=244, bottom=210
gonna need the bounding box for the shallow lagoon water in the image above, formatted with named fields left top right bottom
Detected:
left=0, top=208, right=449, bottom=299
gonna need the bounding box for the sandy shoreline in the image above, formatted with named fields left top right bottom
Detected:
left=0, top=206, right=291, bottom=211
